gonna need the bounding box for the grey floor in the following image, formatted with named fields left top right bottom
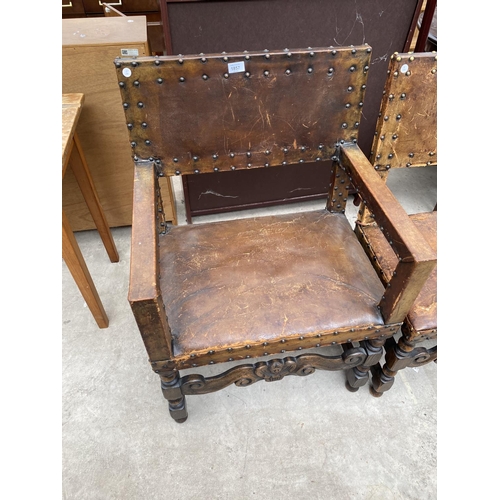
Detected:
left=62, top=167, right=437, bottom=500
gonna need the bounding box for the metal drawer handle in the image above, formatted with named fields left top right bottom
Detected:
left=62, top=1, right=73, bottom=7
left=99, top=1, right=123, bottom=5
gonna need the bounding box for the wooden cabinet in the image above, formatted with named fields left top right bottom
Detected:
left=62, top=16, right=176, bottom=231
left=62, top=0, right=165, bottom=55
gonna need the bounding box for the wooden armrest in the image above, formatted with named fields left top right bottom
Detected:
left=339, top=143, right=436, bottom=324
left=128, top=161, right=173, bottom=361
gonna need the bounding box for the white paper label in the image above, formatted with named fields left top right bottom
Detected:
left=121, top=48, right=139, bottom=57
left=228, top=61, right=245, bottom=74
left=401, top=64, right=409, bottom=73
left=122, top=68, right=132, bottom=77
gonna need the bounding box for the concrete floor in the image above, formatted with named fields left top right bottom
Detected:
left=62, top=167, right=437, bottom=500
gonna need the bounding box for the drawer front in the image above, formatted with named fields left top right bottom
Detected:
left=62, top=0, right=85, bottom=16
left=82, top=0, right=159, bottom=14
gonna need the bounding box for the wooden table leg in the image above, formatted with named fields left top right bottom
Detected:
left=63, top=210, right=109, bottom=329
left=69, top=132, right=119, bottom=263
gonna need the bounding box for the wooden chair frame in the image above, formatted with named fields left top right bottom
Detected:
left=115, top=46, right=436, bottom=422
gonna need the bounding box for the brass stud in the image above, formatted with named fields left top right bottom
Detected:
left=202, top=74, right=208, bottom=80
left=178, top=58, right=184, bottom=64
left=141, top=122, right=147, bottom=128
left=157, top=78, right=163, bottom=84
left=123, top=103, right=129, bottom=109
left=155, top=60, right=160, bottom=66
left=212, top=154, right=218, bottom=160
left=285, top=69, right=291, bottom=75
left=179, top=77, right=185, bottom=82
left=328, top=68, right=334, bottom=74
left=264, top=70, right=270, bottom=77
left=264, top=163, right=270, bottom=167
left=245, top=55, right=250, bottom=61
left=223, top=73, right=229, bottom=79
left=175, top=170, right=180, bottom=175
left=137, top=102, right=144, bottom=108
left=341, top=123, right=348, bottom=129
left=201, top=57, right=207, bottom=63
left=194, top=169, right=200, bottom=174
left=245, top=71, right=250, bottom=77
left=346, top=103, right=351, bottom=108
left=231, top=166, right=236, bottom=170
left=193, top=156, right=199, bottom=161
left=400, top=93, right=406, bottom=99
left=331, top=50, right=337, bottom=56
left=409, top=56, right=415, bottom=62
left=349, top=66, right=356, bottom=72
left=307, top=67, right=313, bottom=73
left=265, top=150, right=270, bottom=155
left=265, top=53, right=270, bottom=59
left=246, top=151, right=252, bottom=158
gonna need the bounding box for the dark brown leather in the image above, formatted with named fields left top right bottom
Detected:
left=159, top=210, right=385, bottom=358
left=357, top=211, right=436, bottom=336
left=115, top=46, right=371, bottom=176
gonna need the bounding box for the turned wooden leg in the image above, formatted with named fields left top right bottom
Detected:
left=345, top=339, right=385, bottom=392
left=160, top=371, right=188, bottom=423
left=370, top=336, right=415, bottom=397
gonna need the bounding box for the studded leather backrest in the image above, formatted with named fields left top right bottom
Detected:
left=371, top=52, right=437, bottom=171
left=115, top=46, right=372, bottom=176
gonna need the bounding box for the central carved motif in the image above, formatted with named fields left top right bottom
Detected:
left=254, top=358, right=298, bottom=382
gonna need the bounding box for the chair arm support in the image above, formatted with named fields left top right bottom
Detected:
left=128, top=161, right=173, bottom=360
left=339, top=143, right=436, bottom=324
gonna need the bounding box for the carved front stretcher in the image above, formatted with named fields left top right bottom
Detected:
left=116, top=46, right=436, bottom=422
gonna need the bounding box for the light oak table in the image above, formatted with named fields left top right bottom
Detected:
left=62, top=93, right=119, bottom=328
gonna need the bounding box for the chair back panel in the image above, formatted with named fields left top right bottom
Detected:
left=115, top=46, right=372, bottom=176
left=371, top=52, right=437, bottom=171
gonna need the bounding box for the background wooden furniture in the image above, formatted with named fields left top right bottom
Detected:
left=62, top=15, right=176, bottom=231
left=353, top=52, right=437, bottom=395
left=158, top=0, right=425, bottom=221
left=116, top=46, right=436, bottom=422
left=62, top=0, right=165, bottom=55
left=62, top=94, right=119, bottom=329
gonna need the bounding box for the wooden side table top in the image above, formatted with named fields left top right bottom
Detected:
left=62, top=93, right=85, bottom=175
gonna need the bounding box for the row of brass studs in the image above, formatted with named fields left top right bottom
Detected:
left=115, top=45, right=373, bottom=69
left=180, top=325, right=399, bottom=367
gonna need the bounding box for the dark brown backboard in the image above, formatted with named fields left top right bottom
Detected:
left=371, top=52, right=437, bottom=171
left=115, top=46, right=371, bottom=176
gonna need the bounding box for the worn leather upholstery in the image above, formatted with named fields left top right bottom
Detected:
left=357, top=211, right=436, bottom=338
left=159, top=210, right=386, bottom=358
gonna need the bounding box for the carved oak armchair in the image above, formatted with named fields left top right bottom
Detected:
left=353, top=52, right=438, bottom=396
left=115, top=45, right=436, bottom=422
